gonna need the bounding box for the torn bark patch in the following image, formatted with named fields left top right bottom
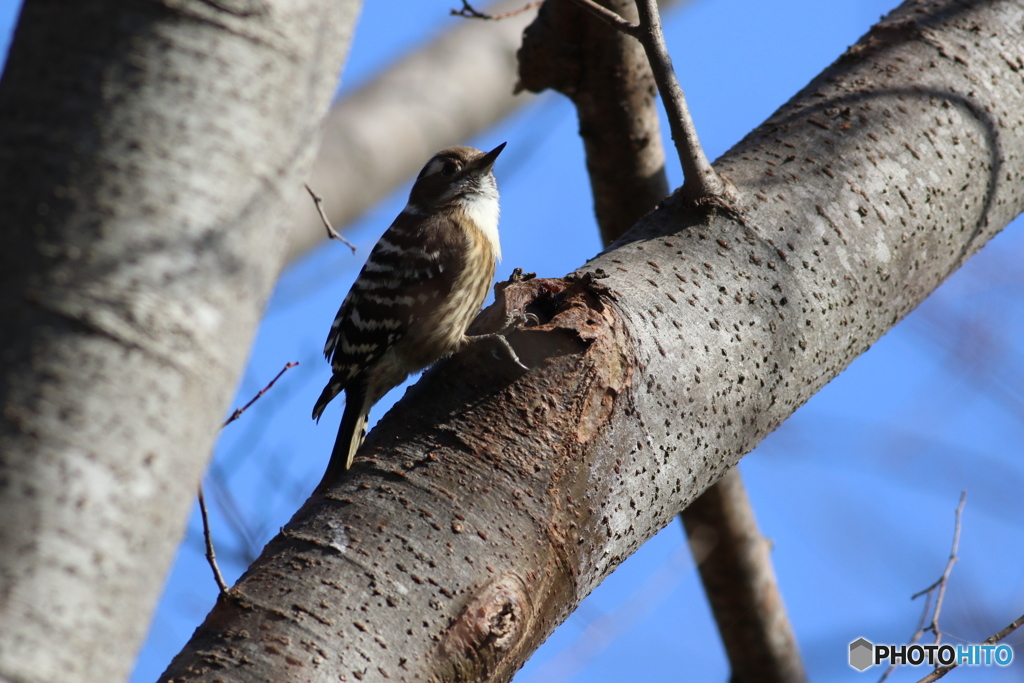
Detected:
left=577, top=385, right=617, bottom=444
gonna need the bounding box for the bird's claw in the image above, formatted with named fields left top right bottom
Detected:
left=500, top=309, right=539, bottom=334
left=488, top=334, right=529, bottom=371
left=470, top=308, right=535, bottom=371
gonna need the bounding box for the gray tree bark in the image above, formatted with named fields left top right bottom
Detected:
left=157, top=1, right=1024, bottom=682
left=0, top=2, right=360, bottom=682
left=519, top=6, right=805, bottom=677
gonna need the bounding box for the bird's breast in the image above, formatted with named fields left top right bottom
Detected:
left=395, top=214, right=497, bottom=370
left=457, top=188, right=501, bottom=262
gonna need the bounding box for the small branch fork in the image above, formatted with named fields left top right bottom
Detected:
left=566, top=0, right=725, bottom=200
left=911, top=491, right=966, bottom=643
left=450, top=0, right=542, bottom=20
left=198, top=361, right=300, bottom=594
left=305, top=184, right=357, bottom=254
left=915, top=612, right=1024, bottom=683
left=905, top=491, right=1024, bottom=683
left=877, top=491, right=978, bottom=683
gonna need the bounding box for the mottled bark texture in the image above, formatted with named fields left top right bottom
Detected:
left=161, top=1, right=1024, bottom=682
left=0, top=2, right=359, bottom=683
left=525, top=1, right=803, bottom=678
left=518, top=0, right=670, bottom=245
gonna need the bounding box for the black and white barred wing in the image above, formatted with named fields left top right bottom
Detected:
left=313, top=215, right=461, bottom=420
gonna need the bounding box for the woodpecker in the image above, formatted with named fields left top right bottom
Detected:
left=313, top=143, right=519, bottom=489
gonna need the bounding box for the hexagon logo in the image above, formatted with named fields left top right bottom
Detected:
left=849, top=637, right=874, bottom=671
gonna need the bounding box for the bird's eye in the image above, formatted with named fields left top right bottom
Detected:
left=442, top=161, right=458, bottom=177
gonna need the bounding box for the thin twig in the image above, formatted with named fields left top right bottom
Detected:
left=877, top=591, right=934, bottom=682
left=918, top=491, right=966, bottom=643
left=878, top=491, right=966, bottom=683
left=305, top=184, right=357, bottom=254
left=915, top=611, right=1024, bottom=683
left=197, top=484, right=229, bottom=593
left=566, top=0, right=724, bottom=199
left=450, top=0, right=542, bottom=20
left=985, top=613, right=1024, bottom=648
left=207, top=465, right=266, bottom=563
left=564, top=0, right=640, bottom=35
left=222, top=362, right=300, bottom=428
left=199, top=361, right=300, bottom=593
left=681, top=468, right=808, bottom=682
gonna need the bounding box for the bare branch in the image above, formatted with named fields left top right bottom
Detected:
left=683, top=469, right=807, bottom=683
left=565, top=0, right=724, bottom=199
left=451, top=0, right=542, bottom=20
left=204, top=466, right=266, bottom=563
left=914, top=611, right=1024, bottom=683
left=160, top=3, right=1024, bottom=680
left=632, top=0, right=722, bottom=199
left=564, top=0, right=640, bottom=35
left=879, top=491, right=966, bottom=683
left=519, top=0, right=677, bottom=244
left=197, top=485, right=229, bottom=594
left=985, top=614, right=1024, bottom=652
left=522, top=5, right=796, bottom=677
left=221, top=362, right=300, bottom=429
left=0, top=1, right=358, bottom=679
left=916, top=491, right=966, bottom=642
left=199, top=361, right=300, bottom=592
left=305, top=184, right=356, bottom=254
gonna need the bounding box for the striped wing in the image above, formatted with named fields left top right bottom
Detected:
left=323, top=211, right=464, bottom=383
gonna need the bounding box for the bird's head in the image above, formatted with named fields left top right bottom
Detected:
left=407, top=143, right=505, bottom=212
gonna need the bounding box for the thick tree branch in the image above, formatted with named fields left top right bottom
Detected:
left=161, top=1, right=1024, bottom=681
left=522, top=3, right=801, bottom=678
left=0, top=2, right=359, bottom=682
left=683, top=468, right=806, bottom=683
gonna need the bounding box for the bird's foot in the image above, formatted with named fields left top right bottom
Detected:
left=469, top=309, right=537, bottom=371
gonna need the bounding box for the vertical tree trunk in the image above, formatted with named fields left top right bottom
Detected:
left=0, top=2, right=359, bottom=682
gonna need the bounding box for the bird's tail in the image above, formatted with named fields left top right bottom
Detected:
left=315, top=380, right=368, bottom=492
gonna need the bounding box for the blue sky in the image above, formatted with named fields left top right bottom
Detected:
left=2, top=1, right=1021, bottom=681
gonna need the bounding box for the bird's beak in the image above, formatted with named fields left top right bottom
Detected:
left=477, top=142, right=507, bottom=172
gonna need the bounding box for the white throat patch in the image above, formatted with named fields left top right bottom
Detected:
left=459, top=183, right=501, bottom=262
